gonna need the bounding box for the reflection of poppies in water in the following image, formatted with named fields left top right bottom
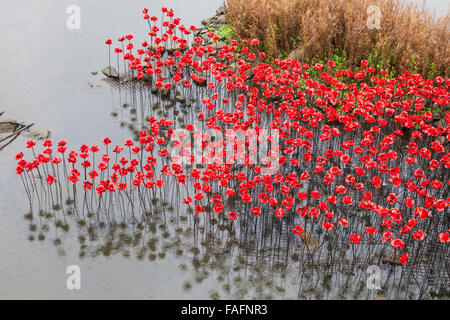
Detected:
left=15, top=7, right=449, bottom=299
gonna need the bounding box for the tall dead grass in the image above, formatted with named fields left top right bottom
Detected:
left=226, top=0, right=449, bottom=77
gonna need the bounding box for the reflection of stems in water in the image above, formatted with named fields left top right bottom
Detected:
left=158, top=187, right=167, bottom=223
left=341, top=244, right=358, bottom=295
left=136, top=186, right=147, bottom=222
left=20, top=174, right=33, bottom=206
left=24, top=169, right=41, bottom=204
left=144, top=187, right=153, bottom=221
left=61, top=152, right=70, bottom=198
left=95, top=194, right=103, bottom=221
left=123, top=191, right=136, bottom=221
left=116, top=191, right=126, bottom=223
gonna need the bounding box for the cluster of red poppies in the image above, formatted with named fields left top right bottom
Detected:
left=16, top=7, right=449, bottom=266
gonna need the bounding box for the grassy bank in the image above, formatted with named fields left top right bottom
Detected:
left=225, top=0, right=449, bottom=77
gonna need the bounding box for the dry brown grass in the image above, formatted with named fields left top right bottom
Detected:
left=226, top=0, right=449, bottom=77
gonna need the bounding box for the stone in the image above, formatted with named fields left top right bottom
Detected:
left=194, top=76, right=207, bottom=87
left=161, top=88, right=171, bottom=97
left=287, top=46, right=305, bottom=61
left=216, top=6, right=225, bottom=15
left=0, top=119, right=20, bottom=133
left=167, top=44, right=181, bottom=54
left=148, top=43, right=165, bottom=53
left=201, top=35, right=212, bottom=45
left=143, top=75, right=153, bottom=83
left=215, top=14, right=226, bottom=24
left=175, top=94, right=187, bottom=104
left=382, top=252, right=403, bottom=266
left=101, top=66, right=119, bottom=78
left=300, top=230, right=319, bottom=252
left=24, top=129, right=50, bottom=140
left=201, top=18, right=211, bottom=26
